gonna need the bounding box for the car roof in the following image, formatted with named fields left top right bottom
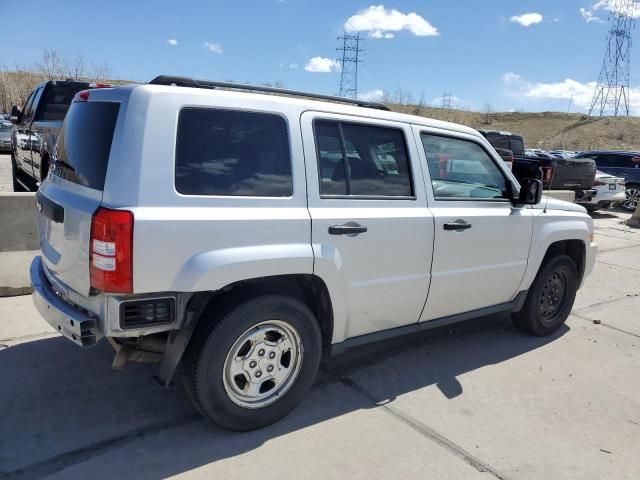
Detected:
left=581, top=150, right=640, bottom=156
left=127, top=83, right=483, bottom=138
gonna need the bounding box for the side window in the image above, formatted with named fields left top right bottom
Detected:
left=314, top=120, right=413, bottom=197
left=23, top=87, right=43, bottom=122
left=175, top=108, right=293, bottom=197
left=421, top=134, right=508, bottom=200
left=21, top=91, right=36, bottom=122
left=610, top=155, right=633, bottom=168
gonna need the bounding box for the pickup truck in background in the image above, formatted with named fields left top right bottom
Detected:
left=478, top=130, right=597, bottom=203
left=9, top=80, right=109, bottom=191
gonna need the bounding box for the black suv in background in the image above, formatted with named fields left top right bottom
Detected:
left=9, top=80, right=109, bottom=191
left=575, top=151, right=640, bottom=211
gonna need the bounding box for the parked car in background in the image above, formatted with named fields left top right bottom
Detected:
left=0, top=121, right=12, bottom=152
left=578, top=171, right=626, bottom=212
left=479, top=130, right=596, bottom=203
left=30, top=75, right=597, bottom=431
left=9, top=79, right=110, bottom=192
left=574, top=150, right=640, bottom=211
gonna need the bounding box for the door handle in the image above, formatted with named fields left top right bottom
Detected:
left=328, top=223, right=368, bottom=236
left=443, top=221, right=472, bottom=231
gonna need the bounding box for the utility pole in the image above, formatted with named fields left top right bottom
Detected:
left=337, top=33, right=364, bottom=99
left=589, top=0, right=638, bottom=117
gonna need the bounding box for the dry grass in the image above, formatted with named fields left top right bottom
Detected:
left=389, top=104, right=640, bottom=151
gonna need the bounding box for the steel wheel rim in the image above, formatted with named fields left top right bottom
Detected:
left=222, top=320, right=303, bottom=409
left=623, top=188, right=640, bottom=211
left=538, top=271, right=568, bottom=325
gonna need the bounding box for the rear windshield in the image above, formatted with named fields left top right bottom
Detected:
left=485, top=134, right=524, bottom=155
left=53, top=101, right=120, bottom=190
left=37, top=83, right=90, bottom=121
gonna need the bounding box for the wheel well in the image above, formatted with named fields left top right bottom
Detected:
left=189, top=275, right=334, bottom=352
left=542, top=240, right=586, bottom=284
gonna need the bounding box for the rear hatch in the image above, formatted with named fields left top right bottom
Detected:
left=37, top=97, right=120, bottom=295
left=550, top=158, right=597, bottom=190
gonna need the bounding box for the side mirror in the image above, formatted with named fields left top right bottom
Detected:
left=518, top=179, right=543, bottom=205
left=10, top=105, right=21, bottom=124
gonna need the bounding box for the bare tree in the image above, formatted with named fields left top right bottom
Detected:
left=65, top=54, right=87, bottom=80
left=91, top=62, right=112, bottom=82
left=412, top=91, right=426, bottom=115
left=37, top=49, right=64, bottom=79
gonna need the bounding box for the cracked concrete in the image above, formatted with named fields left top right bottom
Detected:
left=1, top=210, right=638, bottom=480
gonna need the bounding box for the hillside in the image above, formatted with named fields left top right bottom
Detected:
left=389, top=104, right=640, bottom=152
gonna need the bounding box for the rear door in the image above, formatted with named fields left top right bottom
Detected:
left=37, top=98, right=121, bottom=295
left=415, top=127, right=533, bottom=321
left=301, top=112, right=433, bottom=339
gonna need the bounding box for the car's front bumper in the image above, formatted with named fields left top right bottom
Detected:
left=31, top=256, right=99, bottom=347
left=582, top=241, right=598, bottom=287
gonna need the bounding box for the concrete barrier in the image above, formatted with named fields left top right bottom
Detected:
left=0, top=193, right=37, bottom=296
left=544, top=190, right=576, bottom=203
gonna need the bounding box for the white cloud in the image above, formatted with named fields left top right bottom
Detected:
left=167, top=39, right=178, bottom=46
left=289, top=62, right=298, bottom=70
left=344, top=5, right=439, bottom=39
left=358, top=89, right=385, bottom=101
left=580, top=7, right=604, bottom=22
left=510, top=12, right=544, bottom=27
left=204, top=42, right=223, bottom=54
left=593, top=0, right=640, bottom=18
left=304, top=57, right=340, bottom=73
left=431, top=95, right=461, bottom=107
left=502, top=72, right=522, bottom=83
left=502, top=72, right=640, bottom=114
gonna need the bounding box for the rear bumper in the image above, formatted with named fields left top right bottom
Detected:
left=31, top=256, right=99, bottom=347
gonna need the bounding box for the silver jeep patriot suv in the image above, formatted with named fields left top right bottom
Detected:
left=31, top=76, right=597, bottom=431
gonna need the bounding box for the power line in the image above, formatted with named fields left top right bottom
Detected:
left=337, top=33, right=364, bottom=99
left=589, top=0, right=638, bottom=117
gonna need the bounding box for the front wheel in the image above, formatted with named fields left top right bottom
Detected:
left=182, top=295, right=322, bottom=431
left=513, top=255, right=578, bottom=336
left=622, top=184, right=640, bottom=212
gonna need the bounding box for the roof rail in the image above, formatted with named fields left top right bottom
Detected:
left=148, top=75, right=390, bottom=111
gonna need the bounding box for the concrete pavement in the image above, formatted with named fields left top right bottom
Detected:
left=1, top=212, right=639, bottom=480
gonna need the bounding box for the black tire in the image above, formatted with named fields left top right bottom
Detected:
left=10, top=153, right=27, bottom=192
left=513, top=255, right=578, bottom=336
left=182, top=295, right=322, bottom=431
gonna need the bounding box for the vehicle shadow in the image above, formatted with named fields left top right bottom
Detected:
left=0, top=314, right=568, bottom=479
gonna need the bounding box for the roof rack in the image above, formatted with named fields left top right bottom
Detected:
left=148, top=75, right=390, bottom=111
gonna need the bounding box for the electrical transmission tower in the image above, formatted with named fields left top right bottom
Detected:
left=589, top=0, right=638, bottom=117
left=337, top=33, right=364, bottom=99
left=441, top=92, right=454, bottom=110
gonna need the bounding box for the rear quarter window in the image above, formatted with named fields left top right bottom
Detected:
left=175, top=108, right=292, bottom=197
left=53, top=101, right=120, bottom=190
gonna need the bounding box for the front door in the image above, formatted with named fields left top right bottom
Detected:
left=415, top=127, right=533, bottom=321
left=301, top=112, right=434, bottom=340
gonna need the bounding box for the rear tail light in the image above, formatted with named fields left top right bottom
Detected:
left=540, top=166, right=553, bottom=182
left=88, top=83, right=111, bottom=88
left=90, top=207, right=133, bottom=293
left=73, top=90, right=90, bottom=103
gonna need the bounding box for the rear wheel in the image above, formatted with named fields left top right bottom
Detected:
left=10, top=153, right=27, bottom=192
left=182, top=295, right=322, bottom=431
left=513, top=255, right=578, bottom=336
left=622, top=184, right=640, bottom=212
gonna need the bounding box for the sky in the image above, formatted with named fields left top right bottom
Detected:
left=2, top=0, right=640, bottom=114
